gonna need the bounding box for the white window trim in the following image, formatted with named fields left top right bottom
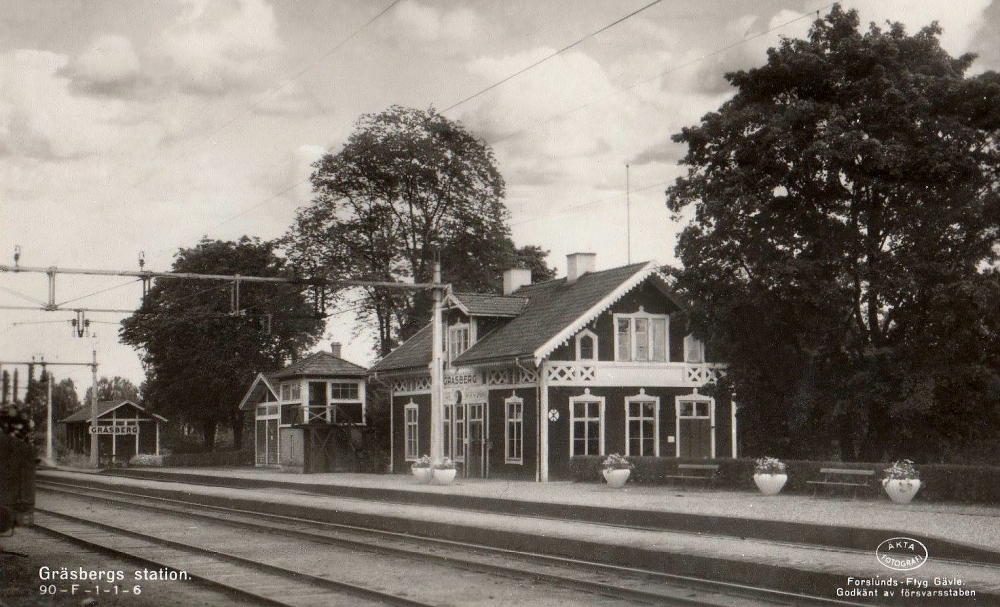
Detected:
left=448, top=321, right=471, bottom=364
left=684, top=334, right=705, bottom=363
left=328, top=380, right=366, bottom=425
left=504, top=395, right=524, bottom=464
left=404, top=401, right=419, bottom=462
left=673, top=391, right=715, bottom=458
left=625, top=390, right=660, bottom=457
left=575, top=328, right=598, bottom=361
left=613, top=308, right=670, bottom=362
left=569, top=390, right=605, bottom=457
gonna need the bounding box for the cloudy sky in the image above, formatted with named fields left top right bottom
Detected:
left=1, top=0, right=997, bottom=396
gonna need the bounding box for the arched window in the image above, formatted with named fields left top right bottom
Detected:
left=575, top=328, right=598, bottom=361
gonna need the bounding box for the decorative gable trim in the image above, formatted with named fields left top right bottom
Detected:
left=533, top=261, right=663, bottom=365
left=444, top=293, right=470, bottom=316
left=239, top=372, right=280, bottom=411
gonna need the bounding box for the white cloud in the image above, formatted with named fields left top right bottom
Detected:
left=842, top=0, right=993, bottom=56
left=0, top=49, right=163, bottom=159
left=390, top=1, right=480, bottom=42
left=160, top=0, right=281, bottom=95
left=254, top=81, right=322, bottom=116
left=65, top=34, right=143, bottom=96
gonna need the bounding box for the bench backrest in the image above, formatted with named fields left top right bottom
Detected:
left=818, top=468, right=874, bottom=476
left=678, top=464, right=719, bottom=471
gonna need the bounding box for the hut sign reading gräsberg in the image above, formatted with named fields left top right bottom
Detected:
left=89, top=426, right=138, bottom=435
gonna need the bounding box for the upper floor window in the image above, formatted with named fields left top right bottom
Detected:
left=575, top=329, right=598, bottom=361
left=684, top=334, right=705, bottom=363
left=330, top=382, right=360, bottom=400
left=280, top=382, right=301, bottom=401
left=330, top=381, right=364, bottom=424
left=449, top=323, right=470, bottom=361
left=614, top=310, right=668, bottom=362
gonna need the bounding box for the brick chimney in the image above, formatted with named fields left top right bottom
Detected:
left=503, top=268, right=532, bottom=295
left=330, top=342, right=342, bottom=358
left=566, top=252, right=596, bottom=282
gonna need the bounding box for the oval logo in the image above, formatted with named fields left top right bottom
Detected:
left=876, top=537, right=929, bottom=571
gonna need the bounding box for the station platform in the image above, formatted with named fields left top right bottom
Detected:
left=40, top=466, right=1000, bottom=604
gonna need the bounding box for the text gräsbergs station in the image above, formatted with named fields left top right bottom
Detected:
left=371, top=253, right=734, bottom=482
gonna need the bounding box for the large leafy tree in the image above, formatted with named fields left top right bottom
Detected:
left=24, top=373, right=81, bottom=447
left=283, top=105, right=554, bottom=356
left=82, top=375, right=141, bottom=408
left=121, top=238, right=324, bottom=449
left=665, top=6, right=1000, bottom=462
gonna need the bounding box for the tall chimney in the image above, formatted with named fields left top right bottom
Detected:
left=330, top=342, right=342, bottom=358
left=503, top=268, right=532, bottom=295
left=566, top=252, right=596, bottom=282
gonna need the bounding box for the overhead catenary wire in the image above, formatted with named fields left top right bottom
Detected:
left=488, top=3, right=837, bottom=146
left=440, top=0, right=665, bottom=114
left=56, top=278, right=143, bottom=307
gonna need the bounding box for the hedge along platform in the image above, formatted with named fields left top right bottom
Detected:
left=37, top=469, right=1000, bottom=605
left=74, top=467, right=1000, bottom=567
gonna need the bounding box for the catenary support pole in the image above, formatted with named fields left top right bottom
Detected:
left=539, top=360, right=549, bottom=482
left=89, top=346, right=99, bottom=467
left=430, top=258, right=444, bottom=463
left=46, top=371, right=53, bottom=463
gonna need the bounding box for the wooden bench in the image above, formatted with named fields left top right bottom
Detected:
left=662, top=464, right=719, bottom=486
left=807, top=468, right=875, bottom=498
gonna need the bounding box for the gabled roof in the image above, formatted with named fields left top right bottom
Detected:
left=238, top=372, right=279, bottom=411
left=60, top=399, right=168, bottom=424
left=271, top=350, right=367, bottom=379
left=371, top=260, right=682, bottom=373
left=458, top=261, right=667, bottom=366
left=446, top=292, right=528, bottom=317
left=370, top=323, right=432, bottom=374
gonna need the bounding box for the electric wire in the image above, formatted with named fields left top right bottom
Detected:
left=440, top=0, right=665, bottom=114
left=488, top=4, right=836, bottom=145
left=56, top=279, right=143, bottom=307
left=0, top=285, right=48, bottom=306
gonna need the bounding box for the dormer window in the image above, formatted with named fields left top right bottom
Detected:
left=614, top=310, right=668, bottom=362
left=575, top=329, right=598, bottom=361
left=448, top=322, right=470, bottom=361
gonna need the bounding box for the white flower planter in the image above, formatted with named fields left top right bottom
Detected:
left=603, top=468, right=631, bottom=488
left=753, top=473, right=788, bottom=496
left=883, top=478, right=921, bottom=504
left=432, top=468, right=457, bottom=485
left=412, top=467, right=433, bottom=484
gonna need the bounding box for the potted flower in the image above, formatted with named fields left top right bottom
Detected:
left=602, top=454, right=634, bottom=488
left=883, top=459, right=921, bottom=504
left=411, top=455, right=433, bottom=484
left=753, top=456, right=788, bottom=496
left=432, top=457, right=458, bottom=485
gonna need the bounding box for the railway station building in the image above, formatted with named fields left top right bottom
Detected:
left=60, top=399, right=167, bottom=462
left=239, top=345, right=369, bottom=471
left=371, top=254, right=735, bottom=481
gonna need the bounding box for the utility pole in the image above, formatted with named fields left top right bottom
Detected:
left=626, top=164, right=632, bottom=264
left=46, top=369, right=53, bottom=463
left=430, top=256, right=444, bottom=463
left=90, top=345, right=99, bottom=467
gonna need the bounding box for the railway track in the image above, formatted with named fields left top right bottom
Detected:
left=37, top=478, right=866, bottom=607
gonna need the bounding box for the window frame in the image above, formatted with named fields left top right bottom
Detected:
left=504, top=395, right=524, bottom=464
left=613, top=309, right=669, bottom=362
left=673, top=392, right=716, bottom=458
left=404, top=401, right=419, bottom=461
left=625, top=390, right=660, bottom=457
left=575, top=328, right=598, bottom=361
left=448, top=322, right=471, bottom=363
left=329, top=380, right=365, bottom=425
left=568, top=391, right=605, bottom=457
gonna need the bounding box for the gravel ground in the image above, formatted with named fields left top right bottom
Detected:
left=70, top=466, right=1000, bottom=554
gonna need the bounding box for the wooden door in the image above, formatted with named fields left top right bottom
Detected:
left=677, top=399, right=713, bottom=459
left=466, top=403, right=487, bottom=478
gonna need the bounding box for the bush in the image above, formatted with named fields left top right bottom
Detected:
left=568, top=456, right=1000, bottom=504
left=129, top=453, right=163, bottom=467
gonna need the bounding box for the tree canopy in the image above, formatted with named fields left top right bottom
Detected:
left=665, top=6, right=1000, bottom=462
left=120, top=237, right=324, bottom=448
left=283, top=105, right=554, bottom=356
left=82, top=375, right=141, bottom=408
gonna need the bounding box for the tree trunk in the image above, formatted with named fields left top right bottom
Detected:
left=231, top=411, right=244, bottom=450
left=202, top=420, right=217, bottom=450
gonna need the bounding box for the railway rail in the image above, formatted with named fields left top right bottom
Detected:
left=36, top=478, right=868, bottom=607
